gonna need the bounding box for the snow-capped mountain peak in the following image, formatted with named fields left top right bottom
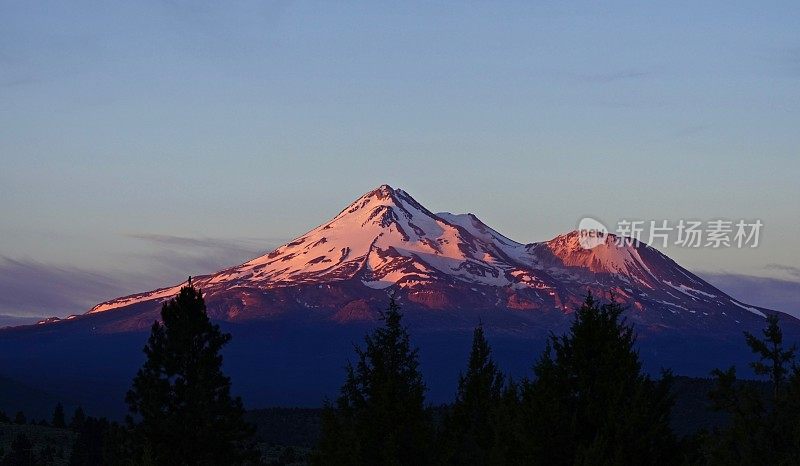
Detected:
left=87, top=185, right=774, bottom=330
left=229, top=184, right=533, bottom=290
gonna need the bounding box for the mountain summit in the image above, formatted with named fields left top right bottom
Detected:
left=85, top=185, right=773, bottom=333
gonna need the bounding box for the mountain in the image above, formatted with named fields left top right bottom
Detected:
left=0, top=185, right=796, bottom=416
left=83, top=184, right=773, bottom=333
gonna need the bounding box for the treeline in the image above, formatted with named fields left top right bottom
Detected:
left=0, top=404, right=122, bottom=465
left=313, top=294, right=800, bottom=465
left=3, top=283, right=257, bottom=465
left=2, top=283, right=799, bottom=464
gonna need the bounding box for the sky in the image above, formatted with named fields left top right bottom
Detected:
left=1, top=1, right=798, bottom=321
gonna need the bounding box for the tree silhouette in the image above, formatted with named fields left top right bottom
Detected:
left=69, top=407, right=85, bottom=431
left=519, top=293, right=677, bottom=465
left=52, top=402, right=66, bottom=428
left=314, top=295, right=433, bottom=465
left=126, top=282, right=258, bottom=465
left=438, top=323, right=509, bottom=465
left=707, top=314, right=800, bottom=464
left=744, top=314, right=795, bottom=402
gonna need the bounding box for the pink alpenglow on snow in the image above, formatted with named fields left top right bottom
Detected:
left=86, top=185, right=777, bottom=332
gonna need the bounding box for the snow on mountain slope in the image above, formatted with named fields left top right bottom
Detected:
left=91, top=185, right=546, bottom=314
left=85, top=185, right=779, bottom=331
left=534, top=232, right=656, bottom=278
left=527, top=230, right=770, bottom=323
left=230, top=184, right=521, bottom=288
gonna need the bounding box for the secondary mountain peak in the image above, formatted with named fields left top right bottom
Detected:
left=536, top=230, right=652, bottom=274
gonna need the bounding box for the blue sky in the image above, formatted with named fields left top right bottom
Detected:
left=1, top=1, right=798, bottom=319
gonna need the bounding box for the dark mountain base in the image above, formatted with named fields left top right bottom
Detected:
left=0, top=313, right=790, bottom=419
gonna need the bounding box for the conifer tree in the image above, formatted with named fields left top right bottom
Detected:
left=707, top=314, right=800, bottom=464
left=744, top=313, right=795, bottom=402
left=126, top=282, right=258, bottom=465
left=52, top=402, right=66, bottom=428
left=69, top=407, right=85, bottom=431
left=313, top=295, right=433, bottom=465
left=438, top=324, right=508, bottom=465
left=519, top=293, right=677, bottom=465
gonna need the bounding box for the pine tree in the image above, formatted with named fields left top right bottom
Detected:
left=52, top=402, right=66, bottom=428
left=69, top=406, right=85, bottom=431
left=495, top=378, right=522, bottom=464
left=438, top=324, right=508, bottom=465
left=13, top=411, right=25, bottom=425
left=519, top=293, right=677, bottom=465
left=744, top=313, right=795, bottom=402
left=313, top=295, right=434, bottom=465
left=125, top=282, right=258, bottom=465
left=707, top=314, right=800, bottom=464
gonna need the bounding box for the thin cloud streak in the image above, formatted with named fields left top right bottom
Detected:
left=0, top=257, right=131, bottom=317
left=766, top=264, right=800, bottom=280
left=0, top=234, right=286, bottom=318
left=698, top=271, right=800, bottom=319
left=123, top=232, right=284, bottom=277
left=125, top=232, right=273, bottom=254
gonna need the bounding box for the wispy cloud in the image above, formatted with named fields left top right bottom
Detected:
left=0, top=314, right=41, bottom=327
left=123, top=233, right=283, bottom=277
left=697, top=271, right=800, bottom=319
left=125, top=233, right=269, bottom=255
left=0, top=234, right=286, bottom=318
left=766, top=263, right=800, bottom=280
left=0, top=257, right=131, bottom=317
